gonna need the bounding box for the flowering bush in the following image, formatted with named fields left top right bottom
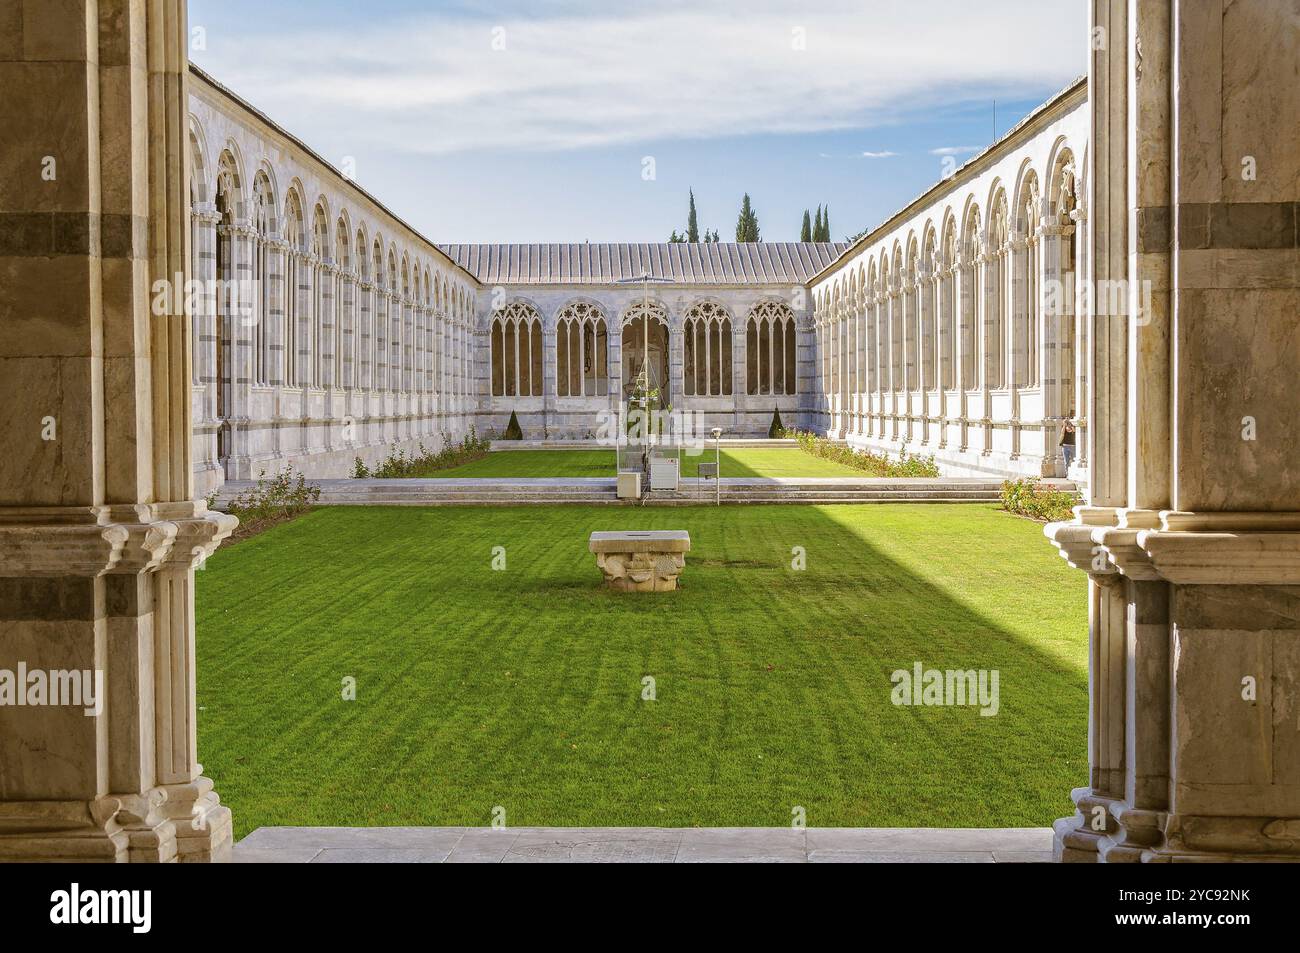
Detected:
left=1000, top=478, right=1079, bottom=522
left=355, top=428, right=492, bottom=479
left=788, top=430, right=940, bottom=477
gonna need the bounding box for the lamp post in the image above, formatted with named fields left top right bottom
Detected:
left=711, top=426, right=722, bottom=506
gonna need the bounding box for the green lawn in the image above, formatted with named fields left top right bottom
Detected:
left=423, top=447, right=864, bottom=478
left=196, top=504, right=1087, bottom=836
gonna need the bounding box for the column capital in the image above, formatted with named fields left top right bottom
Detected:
left=191, top=203, right=221, bottom=226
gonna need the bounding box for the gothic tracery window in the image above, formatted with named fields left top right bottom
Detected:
left=555, top=301, right=608, bottom=398
left=682, top=301, right=733, bottom=396
left=491, top=301, right=543, bottom=397
left=746, top=300, right=797, bottom=396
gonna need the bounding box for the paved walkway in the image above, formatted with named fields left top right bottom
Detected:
left=234, top=826, right=1053, bottom=863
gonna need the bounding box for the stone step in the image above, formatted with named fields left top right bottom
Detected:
left=215, top=476, right=1047, bottom=508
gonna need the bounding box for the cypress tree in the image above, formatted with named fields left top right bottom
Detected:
left=800, top=209, right=812, bottom=242
left=823, top=206, right=831, bottom=242
left=503, top=410, right=523, bottom=440
left=768, top=407, right=785, bottom=438
left=735, top=194, right=760, bottom=243
left=687, top=189, right=699, bottom=243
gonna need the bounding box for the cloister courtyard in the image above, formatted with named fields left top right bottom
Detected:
left=195, top=502, right=1086, bottom=838
left=4, top=0, right=1297, bottom=880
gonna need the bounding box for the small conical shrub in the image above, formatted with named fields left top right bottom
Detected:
left=768, top=407, right=785, bottom=439
left=503, top=410, right=523, bottom=440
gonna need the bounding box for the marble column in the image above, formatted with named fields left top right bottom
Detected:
left=0, top=0, right=236, bottom=862
left=1008, top=233, right=1026, bottom=459
left=191, top=205, right=221, bottom=489
left=1047, top=0, right=1300, bottom=863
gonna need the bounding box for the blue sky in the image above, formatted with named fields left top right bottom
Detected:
left=187, top=0, right=1087, bottom=244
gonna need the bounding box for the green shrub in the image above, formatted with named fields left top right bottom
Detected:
left=1000, top=478, right=1079, bottom=522
left=352, top=456, right=370, bottom=479
left=503, top=410, right=524, bottom=440
left=364, top=429, right=492, bottom=479
left=228, top=464, right=321, bottom=531
left=788, top=430, right=940, bottom=477
left=768, top=408, right=785, bottom=439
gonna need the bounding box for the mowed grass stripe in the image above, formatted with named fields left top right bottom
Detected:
left=196, top=504, right=1086, bottom=834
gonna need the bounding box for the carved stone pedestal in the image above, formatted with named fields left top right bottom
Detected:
left=589, top=531, right=690, bottom=592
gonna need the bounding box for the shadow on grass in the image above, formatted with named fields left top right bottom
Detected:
left=195, top=503, right=1086, bottom=836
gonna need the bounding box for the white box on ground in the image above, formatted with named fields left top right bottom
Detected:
left=649, top=456, right=679, bottom=491
left=616, top=471, right=641, bottom=499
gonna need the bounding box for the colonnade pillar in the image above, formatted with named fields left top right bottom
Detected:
left=1048, top=0, right=1300, bottom=863
left=0, top=0, right=235, bottom=861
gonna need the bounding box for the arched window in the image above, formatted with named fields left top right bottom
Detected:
left=387, top=251, right=399, bottom=392
left=310, top=205, right=328, bottom=388
left=746, top=300, right=797, bottom=396
left=335, top=217, right=351, bottom=388
left=251, top=171, right=275, bottom=385
left=987, top=190, right=1010, bottom=390
left=940, top=219, right=957, bottom=390
left=865, top=264, right=879, bottom=393
left=921, top=233, right=937, bottom=388
left=1017, top=173, right=1042, bottom=389
left=355, top=229, right=370, bottom=390
left=889, top=248, right=904, bottom=390
left=282, top=190, right=305, bottom=386
left=394, top=255, right=406, bottom=393
left=372, top=239, right=386, bottom=390
left=556, top=301, right=608, bottom=398
left=491, top=301, right=543, bottom=397
left=905, top=241, right=920, bottom=391
left=683, top=300, right=733, bottom=396
left=960, top=207, right=982, bottom=389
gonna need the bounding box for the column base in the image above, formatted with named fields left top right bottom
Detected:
left=159, top=776, right=234, bottom=863
left=1050, top=786, right=1121, bottom=863
left=0, top=796, right=174, bottom=863
left=0, top=777, right=232, bottom=863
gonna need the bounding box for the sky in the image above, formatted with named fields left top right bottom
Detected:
left=186, top=0, right=1088, bottom=244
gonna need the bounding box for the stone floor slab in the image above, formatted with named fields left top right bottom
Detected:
left=311, top=848, right=454, bottom=863
left=237, top=826, right=465, bottom=851
left=232, top=847, right=323, bottom=864
left=809, top=850, right=996, bottom=863
left=804, top=827, right=1051, bottom=853
left=233, top=826, right=1055, bottom=863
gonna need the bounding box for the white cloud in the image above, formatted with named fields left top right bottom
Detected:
left=860, top=151, right=900, bottom=159
left=192, top=0, right=1086, bottom=156
left=929, top=146, right=982, bottom=156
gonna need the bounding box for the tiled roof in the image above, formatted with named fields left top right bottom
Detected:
left=438, top=243, right=849, bottom=285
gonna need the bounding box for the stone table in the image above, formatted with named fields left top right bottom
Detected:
left=588, top=530, right=691, bottom=592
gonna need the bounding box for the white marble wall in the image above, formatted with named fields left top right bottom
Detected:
left=811, top=82, right=1091, bottom=480
left=473, top=285, right=812, bottom=441
left=188, top=69, right=479, bottom=493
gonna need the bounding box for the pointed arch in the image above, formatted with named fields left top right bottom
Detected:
left=682, top=298, right=733, bottom=397
left=490, top=300, right=544, bottom=398
left=746, top=298, right=797, bottom=397
left=556, top=299, right=610, bottom=398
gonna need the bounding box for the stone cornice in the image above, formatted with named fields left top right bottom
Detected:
left=0, top=507, right=238, bottom=577
left=1045, top=508, right=1300, bottom=585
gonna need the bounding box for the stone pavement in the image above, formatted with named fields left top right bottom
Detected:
left=234, top=827, right=1053, bottom=863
